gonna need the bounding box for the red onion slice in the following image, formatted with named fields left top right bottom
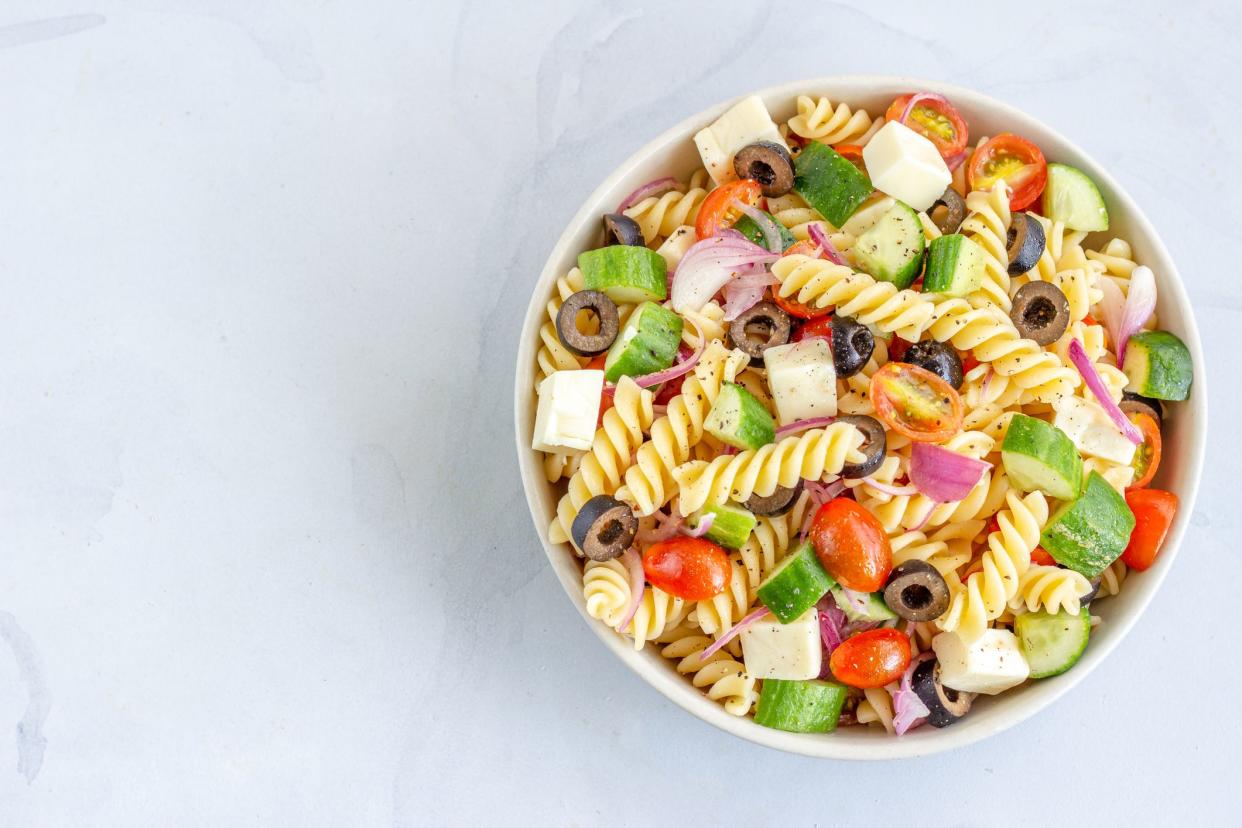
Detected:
left=671, top=235, right=778, bottom=313
left=615, top=547, right=645, bottom=634
left=909, top=442, right=992, bottom=503
left=615, top=176, right=678, bottom=214
left=683, top=512, right=715, bottom=538
left=945, top=150, right=968, bottom=172
left=861, top=479, right=919, bottom=497
left=1116, top=265, right=1156, bottom=363
left=635, top=509, right=683, bottom=544
left=891, top=652, right=933, bottom=735
left=633, top=336, right=703, bottom=388
left=775, top=417, right=836, bottom=439
left=817, top=594, right=847, bottom=660
left=699, top=606, right=770, bottom=661
left=721, top=269, right=776, bottom=321
left=735, top=200, right=783, bottom=253
left=898, top=92, right=950, bottom=127
left=807, top=222, right=849, bottom=266
left=1067, top=338, right=1143, bottom=444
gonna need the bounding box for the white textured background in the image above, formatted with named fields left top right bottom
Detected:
left=0, top=1, right=1236, bottom=825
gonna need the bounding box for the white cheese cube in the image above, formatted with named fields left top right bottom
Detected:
left=933, top=629, right=1030, bottom=695
left=862, top=121, right=952, bottom=211
left=740, top=608, right=822, bottom=680
left=1053, top=396, right=1137, bottom=466
left=762, top=339, right=837, bottom=425
left=531, top=370, right=603, bottom=453
left=655, top=225, right=697, bottom=271
left=694, top=95, right=786, bottom=186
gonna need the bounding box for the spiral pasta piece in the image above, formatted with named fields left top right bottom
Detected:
left=681, top=300, right=726, bottom=348
left=1010, top=565, right=1093, bottom=615
left=671, top=423, right=866, bottom=516
left=542, top=450, right=581, bottom=483
left=786, top=95, right=882, bottom=146
left=773, top=256, right=936, bottom=341
left=582, top=558, right=631, bottom=628
left=938, top=490, right=1049, bottom=640
left=536, top=267, right=591, bottom=380
left=694, top=557, right=750, bottom=637
left=856, top=687, right=896, bottom=733
left=959, top=183, right=1013, bottom=311
left=737, top=490, right=812, bottom=599
left=889, top=521, right=983, bottom=576
left=623, top=182, right=707, bottom=245
left=660, top=627, right=757, bottom=716
left=1096, top=559, right=1128, bottom=600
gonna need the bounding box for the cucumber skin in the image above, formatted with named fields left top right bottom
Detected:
left=1041, top=472, right=1136, bottom=579
left=1016, top=607, right=1091, bottom=678
left=923, top=234, right=984, bottom=297
left=1123, top=330, right=1192, bottom=401
left=793, top=142, right=872, bottom=227
left=602, top=302, right=683, bottom=383
left=831, top=587, right=898, bottom=623
left=705, top=383, right=775, bottom=450
left=853, top=202, right=926, bottom=290
left=1001, top=414, right=1083, bottom=500
left=757, top=541, right=836, bottom=624
left=1043, top=163, right=1109, bottom=232
left=689, top=502, right=757, bottom=549
left=734, top=212, right=796, bottom=251
left=579, top=245, right=668, bottom=303
left=754, top=679, right=848, bottom=733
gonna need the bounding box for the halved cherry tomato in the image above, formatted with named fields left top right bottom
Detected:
left=772, top=240, right=833, bottom=319
left=829, top=628, right=912, bottom=688
left=869, top=362, right=964, bottom=442
left=642, top=537, right=730, bottom=600
left=887, top=336, right=913, bottom=362
left=1030, top=546, right=1055, bottom=566
left=832, top=143, right=867, bottom=175
left=810, top=498, right=892, bottom=592
left=960, top=352, right=980, bottom=374
left=968, top=133, right=1048, bottom=211
left=794, top=315, right=835, bottom=343
left=885, top=95, right=968, bottom=158
left=695, top=179, right=762, bottom=239
left=1121, top=489, right=1178, bottom=571
left=1127, top=412, right=1162, bottom=490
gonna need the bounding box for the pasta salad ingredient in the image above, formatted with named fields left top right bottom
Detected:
left=753, top=678, right=849, bottom=733
left=869, top=362, right=964, bottom=442
left=1009, top=281, right=1071, bottom=345
left=1005, top=212, right=1045, bottom=275
left=1042, top=162, right=1109, bottom=231
left=967, top=133, right=1048, bottom=210
left=603, top=301, right=683, bottom=383
left=862, top=121, right=953, bottom=211
left=571, top=495, right=638, bottom=562
left=883, top=560, right=951, bottom=622
left=727, top=301, right=792, bottom=361
left=828, top=316, right=876, bottom=379
left=1014, top=607, right=1092, bottom=678
left=903, top=340, right=964, bottom=389
left=794, top=141, right=873, bottom=226
left=602, top=213, right=645, bottom=247
left=923, top=233, right=986, bottom=297
left=1122, top=330, right=1194, bottom=401
left=852, top=200, right=927, bottom=289
left=704, top=382, right=776, bottom=450
left=885, top=93, right=969, bottom=158
left=912, top=658, right=976, bottom=727
left=555, top=290, right=619, bottom=357
left=1040, top=472, right=1136, bottom=579
left=733, top=141, right=796, bottom=197
left=1121, top=489, right=1178, bottom=571
left=695, top=179, right=762, bottom=239
left=828, top=627, right=912, bottom=688
left=1127, top=412, right=1162, bottom=489
left=642, top=536, right=731, bottom=600
left=810, top=497, right=893, bottom=592
left=756, top=540, right=836, bottom=623
left=1000, top=413, right=1084, bottom=501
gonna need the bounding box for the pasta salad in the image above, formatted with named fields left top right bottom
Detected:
left=528, top=90, right=1192, bottom=736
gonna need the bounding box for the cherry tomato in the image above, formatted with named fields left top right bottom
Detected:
left=960, top=352, right=980, bottom=374
left=642, top=537, right=730, bottom=600
left=887, top=336, right=913, bottom=362
left=770, top=240, right=831, bottom=319
left=695, top=179, right=762, bottom=239
left=1127, top=412, right=1162, bottom=490
left=968, top=133, right=1048, bottom=211
left=1030, top=546, right=1055, bottom=566
left=1082, top=314, right=1098, bottom=327
left=885, top=95, right=968, bottom=158
left=1122, top=489, right=1178, bottom=571
left=829, top=628, right=912, bottom=688
left=869, top=361, right=964, bottom=442
left=810, top=498, right=892, bottom=592
left=794, top=315, right=835, bottom=343
left=832, top=143, right=867, bottom=175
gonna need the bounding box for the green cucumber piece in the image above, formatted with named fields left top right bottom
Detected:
left=1041, top=472, right=1135, bottom=579
left=578, top=245, right=668, bottom=304
left=793, top=142, right=872, bottom=227
left=1015, top=607, right=1091, bottom=678
left=1122, top=330, right=1193, bottom=401
left=1042, top=163, right=1109, bottom=232
left=602, top=301, right=683, bottom=383
left=1001, top=414, right=1083, bottom=500
left=754, top=678, right=848, bottom=733
left=852, top=200, right=926, bottom=289
left=756, top=540, right=836, bottom=624
left=688, top=502, right=757, bottom=550
left=831, top=587, right=898, bottom=623
left=734, top=210, right=796, bottom=251
left=705, top=382, right=775, bottom=450
left=923, top=233, right=986, bottom=297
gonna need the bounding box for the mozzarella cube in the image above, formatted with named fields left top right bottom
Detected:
left=740, top=608, right=822, bottom=680
left=531, top=370, right=604, bottom=453
left=763, top=339, right=837, bottom=425
left=1053, top=396, right=1137, bottom=466
left=933, top=629, right=1030, bottom=695
left=694, top=95, right=786, bottom=185
left=862, top=121, right=952, bottom=211
left=656, top=225, right=697, bottom=271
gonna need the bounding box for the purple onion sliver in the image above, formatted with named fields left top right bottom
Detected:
left=699, top=606, right=769, bottom=661
left=1066, top=338, right=1143, bottom=444
left=615, top=176, right=678, bottom=214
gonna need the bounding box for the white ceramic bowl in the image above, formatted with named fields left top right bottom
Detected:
left=513, top=77, right=1207, bottom=759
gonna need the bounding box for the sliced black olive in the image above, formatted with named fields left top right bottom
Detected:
left=1120, top=391, right=1164, bottom=427
left=1006, top=213, right=1046, bottom=275
left=913, top=659, right=976, bottom=728
left=904, top=340, right=964, bottom=389
left=836, top=415, right=886, bottom=479
left=570, top=495, right=638, bottom=561
left=831, top=316, right=875, bottom=379
left=929, top=186, right=966, bottom=235
left=743, top=479, right=803, bottom=516
left=556, top=290, right=620, bottom=357
left=602, top=213, right=644, bottom=247
left=1082, top=577, right=1102, bottom=605
left=733, top=141, right=795, bottom=197
left=728, top=301, right=791, bottom=362
left=883, top=560, right=951, bottom=621
left=1010, top=281, right=1070, bottom=346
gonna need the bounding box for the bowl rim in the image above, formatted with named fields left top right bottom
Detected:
left=511, top=75, right=1207, bottom=759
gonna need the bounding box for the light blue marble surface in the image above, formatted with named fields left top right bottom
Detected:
left=0, top=1, right=1235, bottom=824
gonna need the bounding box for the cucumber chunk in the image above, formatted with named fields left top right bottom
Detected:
left=852, top=200, right=926, bottom=289
left=602, top=301, right=683, bottom=383
left=756, top=540, right=836, bottom=624
left=922, top=233, right=986, bottom=297
left=705, top=382, right=775, bottom=450
left=579, top=245, right=668, bottom=304
left=1001, top=413, right=1083, bottom=500
left=1041, top=471, right=1135, bottom=579
left=733, top=210, right=796, bottom=251
left=1015, top=607, right=1091, bottom=678
left=687, top=502, right=757, bottom=550
left=1122, top=330, right=1193, bottom=401
left=754, top=678, right=848, bottom=733
left=1042, top=163, right=1109, bottom=232
left=793, top=142, right=873, bottom=227
left=831, top=587, right=898, bottom=623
